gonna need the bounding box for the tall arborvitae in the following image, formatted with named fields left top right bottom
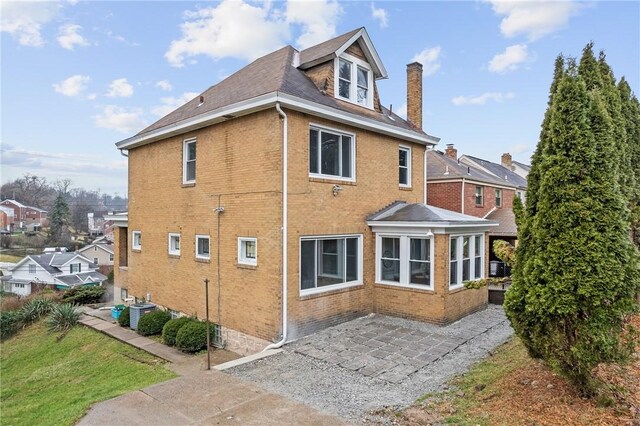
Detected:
left=618, top=77, right=640, bottom=247
left=505, top=55, right=565, bottom=359
left=505, top=56, right=640, bottom=394
left=48, top=194, right=71, bottom=245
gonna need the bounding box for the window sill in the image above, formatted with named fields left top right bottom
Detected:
left=195, top=257, right=210, bottom=263
left=375, top=282, right=435, bottom=293
left=237, top=263, right=257, bottom=270
left=399, top=186, right=413, bottom=191
left=132, top=249, right=141, bottom=253
left=168, top=254, right=181, bottom=259
left=309, top=176, right=356, bottom=186
left=299, top=282, right=363, bottom=300
left=118, top=266, right=128, bottom=271
left=448, top=285, right=467, bottom=294
left=182, top=183, right=196, bottom=188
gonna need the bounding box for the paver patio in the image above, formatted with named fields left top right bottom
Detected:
left=291, top=306, right=508, bottom=383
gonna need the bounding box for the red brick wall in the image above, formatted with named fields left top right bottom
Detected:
left=427, top=182, right=462, bottom=212
left=428, top=181, right=516, bottom=218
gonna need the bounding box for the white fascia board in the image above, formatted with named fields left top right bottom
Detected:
left=10, top=255, right=34, bottom=272
left=60, top=253, right=93, bottom=268
left=116, top=92, right=438, bottom=150
left=335, top=28, right=388, bottom=79
left=427, top=178, right=517, bottom=190
left=367, top=220, right=498, bottom=229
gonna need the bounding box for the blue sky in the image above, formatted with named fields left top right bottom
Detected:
left=1, top=1, right=638, bottom=195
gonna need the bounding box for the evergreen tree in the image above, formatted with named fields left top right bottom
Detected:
left=618, top=77, right=640, bottom=247
left=48, top=194, right=71, bottom=245
left=505, top=57, right=640, bottom=394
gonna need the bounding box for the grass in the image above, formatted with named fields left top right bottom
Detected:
left=0, top=322, right=176, bottom=426
left=0, top=253, right=22, bottom=263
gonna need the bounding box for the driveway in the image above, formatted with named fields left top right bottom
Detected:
left=228, top=305, right=513, bottom=423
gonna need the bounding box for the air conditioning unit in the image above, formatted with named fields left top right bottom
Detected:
left=129, top=303, right=156, bottom=330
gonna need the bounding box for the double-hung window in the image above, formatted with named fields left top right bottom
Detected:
left=70, top=263, right=81, bottom=273
left=309, top=127, right=355, bottom=180
left=238, top=237, right=257, bottom=266
left=475, top=186, right=484, bottom=206
left=29, top=264, right=36, bottom=273
left=196, top=235, right=210, bottom=260
left=399, top=146, right=411, bottom=187
left=132, top=231, right=142, bottom=250
left=377, top=235, right=433, bottom=288
left=450, top=234, right=484, bottom=288
left=168, top=233, right=181, bottom=256
left=183, top=138, right=196, bottom=184
left=336, top=54, right=372, bottom=108
left=495, top=189, right=502, bottom=207
left=300, top=235, right=362, bottom=294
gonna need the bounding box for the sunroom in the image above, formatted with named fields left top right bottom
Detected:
left=367, top=201, right=498, bottom=324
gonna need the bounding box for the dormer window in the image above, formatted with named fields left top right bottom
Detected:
left=335, top=54, right=373, bottom=108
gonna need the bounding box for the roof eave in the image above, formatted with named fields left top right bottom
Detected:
left=116, top=92, right=438, bottom=150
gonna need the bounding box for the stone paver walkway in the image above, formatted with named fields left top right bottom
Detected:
left=292, top=306, right=508, bottom=383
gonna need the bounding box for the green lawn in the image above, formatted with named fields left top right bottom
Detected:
left=0, top=254, right=22, bottom=263
left=0, top=322, right=176, bottom=426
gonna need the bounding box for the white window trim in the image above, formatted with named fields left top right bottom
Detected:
left=299, top=234, right=363, bottom=296
left=182, top=138, right=196, bottom=184
left=375, top=234, right=434, bottom=290
left=238, top=237, right=257, bottom=266
left=132, top=231, right=142, bottom=250
left=399, top=145, right=412, bottom=188
left=449, top=234, right=484, bottom=289
left=334, top=53, right=374, bottom=109
left=475, top=186, right=484, bottom=207
left=495, top=189, right=502, bottom=207
left=309, top=124, right=357, bottom=183
left=195, top=234, right=210, bottom=260
left=168, top=233, right=181, bottom=256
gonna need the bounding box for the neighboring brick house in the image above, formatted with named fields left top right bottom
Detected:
left=0, top=199, right=48, bottom=229
left=459, top=153, right=528, bottom=202
left=115, top=28, right=496, bottom=355
left=0, top=205, right=14, bottom=232
left=1, top=253, right=106, bottom=296
left=426, top=146, right=521, bottom=276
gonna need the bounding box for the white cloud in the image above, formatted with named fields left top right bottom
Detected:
left=94, top=105, right=146, bottom=134
left=509, top=143, right=531, bottom=154
left=487, top=1, right=582, bottom=41
left=452, top=92, right=515, bottom=106
left=53, top=75, right=91, bottom=97
left=370, top=3, right=388, bottom=28
left=0, top=1, right=60, bottom=46
left=412, top=46, right=442, bottom=76
left=165, top=0, right=289, bottom=67
left=488, top=44, right=529, bottom=73
left=106, top=78, right=134, bottom=98
left=156, top=80, right=173, bottom=91
left=57, top=24, right=89, bottom=50
left=285, top=0, right=342, bottom=49
left=151, top=92, right=200, bottom=117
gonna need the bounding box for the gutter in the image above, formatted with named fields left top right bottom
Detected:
left=263, top=102, right=288, bottom=351
left=115, top=92, right=439, bottom=151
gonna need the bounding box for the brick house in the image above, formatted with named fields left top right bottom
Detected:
left=0, top=205, right=14, bottom=232
left=0, top=199, right=48, bottom=229
left=115, top=28, right=496, bottom=354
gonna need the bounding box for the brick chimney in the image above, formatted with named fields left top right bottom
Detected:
left=501, top=153, right=512, bottom=169
left=406, top=62, right=423, bottom=130
left=445, top=144, right=457, bottom=160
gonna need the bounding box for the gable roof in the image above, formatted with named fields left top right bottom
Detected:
left=512, top=160, right=531, bottom=172
left=427, top=151, right=516, bottom=188
left=117, top=28, right=437, bottom=151
left=12, top=253, right=97, bottom=274
left=459, top=155, right=528, bottom=189
left=55, top=272, right=107, bottom=287
left=78, top=243, right=114, bottom=255
left=485, top=207, right=518, bottom=236
left=1, top=199, right=26, bottom=208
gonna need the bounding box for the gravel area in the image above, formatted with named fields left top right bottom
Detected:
left=228, top=305, right=513, bottom=424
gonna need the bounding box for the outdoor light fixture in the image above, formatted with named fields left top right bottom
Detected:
left=332, top=185, right=343, bottom=197
left=426, top=229, right=434, bottom=238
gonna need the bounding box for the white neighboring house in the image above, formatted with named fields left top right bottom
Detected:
left=1, top=253, right=107, bottom=296
left=77, top=243, right=114, bottom=268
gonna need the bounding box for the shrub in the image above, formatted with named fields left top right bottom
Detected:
left=118, top=306, right=130, bottom=327
left=0, top=311, right=20, bottom=340
left=61, top=286, right=105, bottom=305
left=0, top=294, right=26, bottom=312
left=162, top=317, right=195, bottom=346
left=137, top=310, right=171, bottom=336
left=20, top=297, right=55, bottom=324
left=176, top=321, right=213, bottom=353
left=47, top=303, right=81, bottom=332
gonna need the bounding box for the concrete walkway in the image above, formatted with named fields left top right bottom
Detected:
left=78, top=311, right=345, bottom=425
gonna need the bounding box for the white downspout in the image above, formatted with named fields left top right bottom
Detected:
left=461, top=178, right=465, bottom=214
left=423, top=147, right=428, bottom=204
left=264, top=101, right=288, bottom=351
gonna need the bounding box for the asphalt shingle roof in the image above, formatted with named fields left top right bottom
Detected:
left=138, top=30, right=428, bottom=139
left=368, top=201, right=495, bottom=224
left=56, top=272, right=107, bottom=286
left=427, top=151, right=516, bottom=188
left=485, top=208, right=518, bottom=236
left=462, top=155, right=528, bottom=189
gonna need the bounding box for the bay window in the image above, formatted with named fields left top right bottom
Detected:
left=450, top=234, right=484, bottom=288
left=377, top=235, right=433, bottom=289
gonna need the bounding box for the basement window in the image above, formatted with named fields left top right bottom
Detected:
left=168, top=233, right=181, bottom=256
left=238, top=237, right=257, bottom=266
left=132, top=231, right=142, bottom=250
left=196, top=235, right=210, bottom=260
